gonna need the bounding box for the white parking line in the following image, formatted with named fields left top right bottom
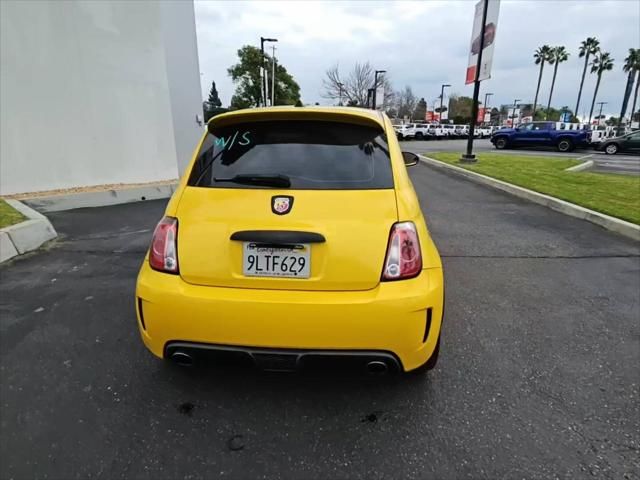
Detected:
left=576, top=154, right=594, bottom=161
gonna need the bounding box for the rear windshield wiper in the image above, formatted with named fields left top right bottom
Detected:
left=213, top=174, right=291, bottom=188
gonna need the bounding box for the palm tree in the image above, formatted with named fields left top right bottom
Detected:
left=545, top=46, right=570, bottom=119
left=575, top=37, right=600, bottom=119
left=532, top=45, right=553, bottom=117
left=588, top=51, right=614, bottom=124
left=619, top=49, right=640, bottom=131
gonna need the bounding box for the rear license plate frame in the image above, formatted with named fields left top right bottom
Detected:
left=242, top=242, right=311, bottom=278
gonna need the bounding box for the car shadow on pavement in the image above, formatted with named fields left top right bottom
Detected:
left=157, top=358, right=431, bottom=393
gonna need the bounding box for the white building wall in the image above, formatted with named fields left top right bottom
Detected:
left=160, top=1, right=205, bottom=176
left=0, top=0, right=202, bottom=195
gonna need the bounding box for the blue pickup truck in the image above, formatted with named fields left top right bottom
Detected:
left=490, top=122, right=589, bottom=152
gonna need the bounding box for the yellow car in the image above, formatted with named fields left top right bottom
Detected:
left=135, top=106, right=444, bottom=374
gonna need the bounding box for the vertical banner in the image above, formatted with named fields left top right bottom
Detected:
left=477, top=107, right=487, bottom=123
left=375, top=73, right=386, bottom=111
left=465, top=0, right=501, bottom=85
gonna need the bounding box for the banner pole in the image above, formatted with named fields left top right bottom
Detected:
left=461, top=0, right=489, bottom=163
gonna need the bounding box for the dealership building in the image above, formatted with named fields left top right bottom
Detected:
left=0, top=0, right=203, bottom=195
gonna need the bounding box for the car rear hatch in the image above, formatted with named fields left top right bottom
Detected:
left=176, top=115, right=398, bottom=292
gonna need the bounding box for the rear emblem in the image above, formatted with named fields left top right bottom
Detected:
left=272, top=196, right=294, bottom=215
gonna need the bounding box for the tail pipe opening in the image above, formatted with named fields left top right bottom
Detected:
left=366, top=360, right=389, bottom=375
left=170, top=351, right=195, bottom=367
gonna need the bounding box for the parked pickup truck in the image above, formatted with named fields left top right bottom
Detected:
left=490, top=121, right=589, bottom=152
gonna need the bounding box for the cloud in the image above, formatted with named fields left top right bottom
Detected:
left=195, top=0, right=639, bottom=117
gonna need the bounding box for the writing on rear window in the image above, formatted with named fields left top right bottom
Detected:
left=214, top=131, right=251, bottom=150
left=188, top=120, right=394, bottom=190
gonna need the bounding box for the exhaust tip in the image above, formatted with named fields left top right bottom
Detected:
left=170, top=351, right=195, bottom=367
left=366, top=360, right=388, bottom=375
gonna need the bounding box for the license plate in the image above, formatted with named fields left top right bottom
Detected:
left=242, top=243, right=310, bottom=278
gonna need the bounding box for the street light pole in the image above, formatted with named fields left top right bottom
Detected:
left=460, top=0, right=489, bottom=163
left=440, top=83, right=451, bottom=123
left=511, top=98, right=521, bottom=126
left=260, top=37, right=277, bottom=107
left=372, top=70, right=386, bottom=110
left=596, top=101, right=607, bottom=126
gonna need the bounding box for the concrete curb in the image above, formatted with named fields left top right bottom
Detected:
left=565, top=159, right=594, bottom=172
left=22, top=183, right=178, bottom=213
left=0, top=200, right=57, bottom=263
left=418, top=155, right=640, bottom=242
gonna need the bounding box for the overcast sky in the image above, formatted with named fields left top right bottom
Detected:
left=195, top=0, right=639, bottom=118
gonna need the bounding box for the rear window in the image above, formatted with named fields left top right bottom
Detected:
left=188, top=120, right=394, bottom=190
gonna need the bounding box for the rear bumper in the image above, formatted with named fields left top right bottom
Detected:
left=135, top=263, right=444, bottom=372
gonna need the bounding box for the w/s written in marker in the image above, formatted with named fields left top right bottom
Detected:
left=214, top=131, right=251, bottom=150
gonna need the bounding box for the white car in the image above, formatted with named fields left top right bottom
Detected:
left=475, top=126, right=493, bottom=138
left=424, top=125, right=446, bottom=139
left=412, top=124, right=433, bottom=140
left=453, top=125, right=470, bottom=138
left=441, top=124, right=456, bottom=137
left=394, top=124, right=415, bottom=140
left=395, top=123, right=433, bottom=140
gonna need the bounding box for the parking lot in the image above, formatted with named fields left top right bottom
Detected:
left=401, top=139, right=640, bottom=175
left=1, top=163, right=638, bottom=479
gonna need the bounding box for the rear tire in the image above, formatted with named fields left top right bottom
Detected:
left=415, top=132, right=423, bottom=140
left=494, top=137, right=508, bottom=149
left=410, top=335, right=440, bottom=374
left=605, top=143, right=619, bottom=155
left=557, top=138, right=574, bottom=152
left=397, top=133, right=404, bottom=140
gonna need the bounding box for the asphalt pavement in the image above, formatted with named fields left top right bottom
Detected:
left=401, top=138, right=640, bottom=175
left=1, top=166, right=639, bottom=479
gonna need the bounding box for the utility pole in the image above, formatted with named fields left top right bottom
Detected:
left=596, top=101, right=607, bottom=126
left=337, top=82, right=344, bottom=106
left=372, top=70, right=386, bottom=110
left=440, top=83, right=451, bottom=123
left=271, top=45, right=276, bottom=106
left=260, top=37, right=277, bottom=107
left=460, top=0, right=488, bottom=163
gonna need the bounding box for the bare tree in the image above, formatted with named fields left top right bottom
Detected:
left=323, top=62, right=393, bottom=108
left=395, top=86, right=417, bottom=120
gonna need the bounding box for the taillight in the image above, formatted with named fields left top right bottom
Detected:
left=382, top=221, right=422, bottom=281
left=149, top=216, right=179, bottom=274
